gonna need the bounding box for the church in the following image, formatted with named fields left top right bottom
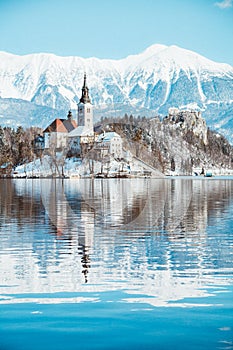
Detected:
left=68, top=73, right=95, bottom=155
left=43, top=110, right=77, bottom=150
left=41, top=73, right=123, bottom=159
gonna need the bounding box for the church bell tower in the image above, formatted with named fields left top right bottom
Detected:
left=78, top=73, right=93, bottom=132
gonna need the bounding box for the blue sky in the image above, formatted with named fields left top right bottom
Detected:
left=0, top=0, right=232, bottom=64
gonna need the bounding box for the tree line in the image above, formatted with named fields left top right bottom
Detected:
left=0, top=126, right=42, bottom=175
left=1, top=112, right=232, bottom=177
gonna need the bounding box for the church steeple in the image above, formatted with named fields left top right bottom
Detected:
left=77, top=73, right=93, bottom=131
left=80, top=73, right=91, bottom=104
left=67, top=110, right=73, bottom=121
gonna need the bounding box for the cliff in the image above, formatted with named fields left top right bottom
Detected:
left=103, top=110, right=233, bottom=175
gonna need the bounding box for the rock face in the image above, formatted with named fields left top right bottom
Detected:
left=148, top=111, right=233, bottom=175
left=0, top=45, right=233, bottom=143
left=165, top=108, right=208, bottom=145
left=108, top=110, right=233, bottom=175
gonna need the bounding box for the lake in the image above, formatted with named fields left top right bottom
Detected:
left=0, top=178, right=232, bottom=350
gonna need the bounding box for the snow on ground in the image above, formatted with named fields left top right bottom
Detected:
left=13, top=156, right=81, bottom=178
left=13, top=153, right=146, bottom=178
left=166, top=166, right=233, bottom=176
left=13, top=155, right=233, bottom=178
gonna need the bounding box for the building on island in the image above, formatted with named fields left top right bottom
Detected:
left=77, top=72, right=93, bottom=131
left=34, top=134, right=45, bottom=152
left=95, top=132, right=123, bottom=159
left=40, top=73, right=123, bottom=161
left=43, top=110, right=77, bottom=150
left=68, top=73, right=95, bottom=156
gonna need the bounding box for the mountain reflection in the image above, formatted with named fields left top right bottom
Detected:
left=0, top=178, right=233, bottom=305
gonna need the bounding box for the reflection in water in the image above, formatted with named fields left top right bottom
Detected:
left=0, top=178, right=233, bottom=306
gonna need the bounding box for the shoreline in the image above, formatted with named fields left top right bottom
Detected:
left=1, top=174, right=233, bottom=180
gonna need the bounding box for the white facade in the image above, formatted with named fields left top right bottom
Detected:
left=77, top=73, right=93, bottom=133
left=69, top=73, right=94, bottom=154
left=78, top=102, right=93, bottom=131
left=96, top=132, right=123, bottom=159
left=44, top=132, right=68, bottom=149
left=68, top=126, right=94, bottom=152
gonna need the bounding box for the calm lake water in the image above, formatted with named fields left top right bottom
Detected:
left=0, top=178, right=233, bottom=350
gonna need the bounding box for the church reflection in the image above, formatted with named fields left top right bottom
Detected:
left=3, top=178, right=232, bottom=237
left=39, top=179, right=95, bottom=283
left=0, top=177, right=233, bottom=290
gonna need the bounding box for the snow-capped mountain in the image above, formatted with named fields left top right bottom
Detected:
left=0, top=44, right=233, bottom=142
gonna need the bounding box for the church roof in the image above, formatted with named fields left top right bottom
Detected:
left=97, top=132, right=121, bottom=143
left=43, top=118, right=77, bottom=133
left=79, top=73, right=91, bottom=104
left=68, top=126, right=94, bottom=137
left=63, top=119, right=77, bottom=132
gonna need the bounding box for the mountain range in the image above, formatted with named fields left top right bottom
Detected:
left=0, top=44, right=232, bottom=143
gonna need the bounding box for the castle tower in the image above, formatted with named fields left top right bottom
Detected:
left=78, top=73, right=93, bottom=131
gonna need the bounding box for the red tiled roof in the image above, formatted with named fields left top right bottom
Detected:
left=63, top=119, right=77, bottom=132
left=43, top=119, right=77, bottom=133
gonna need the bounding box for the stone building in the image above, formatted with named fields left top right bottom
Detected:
left=43, top=111, right=77, bottom=150
left=68, top=73, right=94, bottom=155
left=96, top=132, right=123, bottom=159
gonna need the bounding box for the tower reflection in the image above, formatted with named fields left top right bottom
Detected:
left=0, top=178, right=232, bottom=304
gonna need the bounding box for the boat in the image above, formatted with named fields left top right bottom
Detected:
left=205, top=172, right=213, bottom=177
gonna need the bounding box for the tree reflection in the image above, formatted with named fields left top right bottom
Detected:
left=0, top=178, right=233, bottom=302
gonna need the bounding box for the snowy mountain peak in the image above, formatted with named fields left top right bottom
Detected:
left=130, top=45, right=232, bottom=74
left=139, top=44, right=168, bottom=57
